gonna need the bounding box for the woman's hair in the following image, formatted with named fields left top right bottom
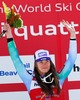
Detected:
left=34, top=60, right=61, bottom=96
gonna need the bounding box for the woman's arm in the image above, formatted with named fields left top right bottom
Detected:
left=3, top=24, right=32, bottom=92
left=57, top=20, right=77, bottom=85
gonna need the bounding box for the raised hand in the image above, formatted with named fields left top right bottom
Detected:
left=61, top=20, right=76, bottom=39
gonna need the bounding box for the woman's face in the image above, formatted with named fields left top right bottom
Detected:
left=36, top=60, right=50, bottom=75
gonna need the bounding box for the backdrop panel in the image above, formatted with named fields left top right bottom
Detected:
left=0, top=0, right=80, bottom=100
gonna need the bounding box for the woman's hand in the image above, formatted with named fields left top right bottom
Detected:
left=61, top=20, right=76, bottom=39
left=3, top=23, right=13, bottom=38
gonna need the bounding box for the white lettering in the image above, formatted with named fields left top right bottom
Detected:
left=45, top=25, right=57, bottom=35
left=13, top=4, right=51, bottom=13
left=58, top=22, right=68, bottom=35
left=70, top=22, right=79, bottom=34
left=55, top=3, right=62, bottom=12
left=0, top=22, right=79, bottom=40
left=14, top=26, right=28, bottom=40
left=27, top=6, right=35, bottom=13
left=0, top=7, right=3, bottom=13
left=76, top=2, right=80, bottom=11
left=58, top=22, right=79, bottom=34
left=55, top=3, right=72, bottom=12
left=30, top=25, right=43, bottom=36
left=13, top=5, right=28, bottom=12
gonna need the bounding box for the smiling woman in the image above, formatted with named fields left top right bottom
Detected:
left=2, top=20, right=77, bottom=100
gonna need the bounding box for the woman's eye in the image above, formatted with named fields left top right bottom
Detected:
left=39, top=61, right=43, bottom=63
left=46, top=60, right=49, bottom=62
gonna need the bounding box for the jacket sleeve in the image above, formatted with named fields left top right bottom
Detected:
left=57, top=39, right=77, bottom=85
left=8, top=40, right=32, bottom=92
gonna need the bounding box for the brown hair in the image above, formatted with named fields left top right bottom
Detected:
left=34, top=60, right=61, bottom=96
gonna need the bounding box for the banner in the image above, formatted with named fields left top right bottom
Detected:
left=0, top=0, right=80, bottom=100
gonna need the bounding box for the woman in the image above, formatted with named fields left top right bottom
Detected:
left=3, top=20, right=77, bottom=100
